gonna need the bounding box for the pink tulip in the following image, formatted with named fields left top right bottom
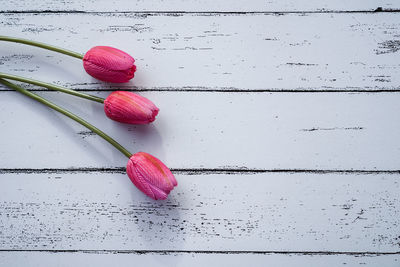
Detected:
left=127, top=152, right=177, bottom=200
left=83, top=46, right=136, bottom=83
left=104, top=91, right=159, bottom=124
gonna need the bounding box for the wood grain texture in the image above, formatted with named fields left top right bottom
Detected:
left=1, top=1, right=399, bottom=264
left=0, top=171, right=399, bottom=251
left=1, top=0, right=399, bottom=12
left=1, top=91, right=400, bottom=170
left=0, top=251, right=399, bottom=267
left=0, top=13, right=400, bottom=91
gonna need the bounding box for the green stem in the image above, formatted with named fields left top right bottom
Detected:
left=0, top=73, right=104, bottom=103
left=0, top=36, right=84, bottom=59
left=0, top=79, right=132, bottom=159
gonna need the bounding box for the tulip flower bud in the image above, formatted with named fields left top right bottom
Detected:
left=127, top=152, right=177, bottom=200
left=83, top=46, right=136, bottom=83
left=104, top=91, right=159, bottom=124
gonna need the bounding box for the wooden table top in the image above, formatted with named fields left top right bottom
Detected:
left=0, top=1, right=399, bottom=266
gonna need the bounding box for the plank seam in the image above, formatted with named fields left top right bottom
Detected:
left=1, top=168, right=400, bottom=175
left=0, top=9, right=399, bottom=14
left=2, top=88, right=400, bottom=93
left=0, top=249, right=398, bottom=255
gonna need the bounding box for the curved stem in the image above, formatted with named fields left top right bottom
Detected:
left=0, top=73, right=104, bottom=103
left=0, top=79, right=132, bottom=159
left=0, top=36, right=84, bottom=59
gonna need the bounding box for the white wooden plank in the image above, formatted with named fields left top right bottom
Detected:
left=0, top=171, right=398, bottom=251
left=1, top=0, right=399, bottom=12
left=0, top=13, right=399, bottom=91
left=1, top=91, right=400, bottom=170
left=0, top=251, right=399, bottom=267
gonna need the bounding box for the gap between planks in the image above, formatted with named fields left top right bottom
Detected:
left=3, top=87, right=400, bottom=93
left=1, top=168, right=400, bottom=175
left=0, top=249, right=399, bottom=255
left=0, top=8, right=399, bottom=14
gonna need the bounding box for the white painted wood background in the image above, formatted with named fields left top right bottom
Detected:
left=0, top=1, right=400, bottom=266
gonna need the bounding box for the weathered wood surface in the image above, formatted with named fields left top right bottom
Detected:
left=1, top=91, right=400, bottom=170
left=1, top=13, right=400, bottom=91
left=1, top=0, right=399, bottom=12
left=1, top=1, right=400, bottom=265
left=0, top=251, right=399, bottom=267
left=0, top=171, right=399, bottom=251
